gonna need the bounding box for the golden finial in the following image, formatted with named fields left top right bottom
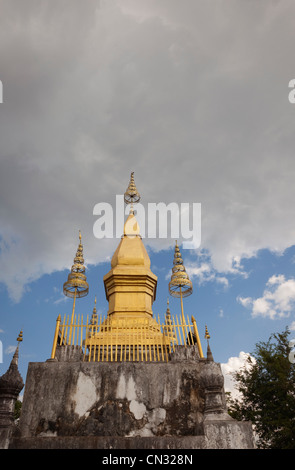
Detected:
left=17, top=330, right=23, bottom=343
left=166, top=298, right=171, bottom=317
left=124, top=172, right=141, bottom=206
left=205, top=325, right=213, bottom=361
left=10, top=330, right=23, bottom=367
left=164, top=298, right=175, bottom=339
left=169, top=240, right=192, bottom=324
left=90, top=295, right=98, bottom=327
left=169, top=241, right=192, bottom=298
left=63, top=231, right=89, bottom=299
left=63, top=231, right=89, bottom=345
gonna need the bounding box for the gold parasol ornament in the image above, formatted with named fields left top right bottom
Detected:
left=63, top=231, right=89, bottom=344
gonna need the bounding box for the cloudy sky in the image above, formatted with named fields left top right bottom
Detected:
left=1, top=0, right=295, bottom=395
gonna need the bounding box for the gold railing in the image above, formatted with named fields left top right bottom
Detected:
left=50, top=313, right=204, bottom=362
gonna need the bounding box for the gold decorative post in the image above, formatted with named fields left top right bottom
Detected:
left=50, top=315, right=61, bottom=359
left=63, top=231, right=89, bottom=344
left=192, top=315, right=204, bottom=358
left=169, top=241, right=192, bottom=325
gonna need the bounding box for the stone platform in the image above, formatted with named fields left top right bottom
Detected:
left=9, top=346, right=254, bottom=449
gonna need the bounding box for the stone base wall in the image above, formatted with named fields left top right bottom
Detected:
left=10, top=420, right=254, bottom=449
left=10, top=346, right=254, bottom=449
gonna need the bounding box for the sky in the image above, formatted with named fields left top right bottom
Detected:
left=1, top=0, right=295, bottom=398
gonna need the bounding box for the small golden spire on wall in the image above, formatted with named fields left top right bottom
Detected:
left=17, top=330, right=23, bottom=343
left=205, top=325, right=213, bottom=361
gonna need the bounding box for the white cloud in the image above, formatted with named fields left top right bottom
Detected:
left=237, top=274, right=295, bottom=320
left=219, top=308, right=224, bottom=318
left=5, top=345, right=17, bottom=355
left=267, top=274, right=286, bottom=286
left=186, top=262, right=214, bottom=283
left=1, top=0, right=295, bottom=300
left=184, top=251, right=231, bottom=288
left=236, top=296, right=252, bottom=308
left=221, top=351, right=254, bottom=399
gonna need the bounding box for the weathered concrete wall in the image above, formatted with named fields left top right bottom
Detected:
left=11, top=346, right=254, bottom=449
left=17, top=355, right=204, bottom=439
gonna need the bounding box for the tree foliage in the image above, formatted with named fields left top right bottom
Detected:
left=14, top=399, right=22, bottom=421
left=227, top=328, right=295, bottom=449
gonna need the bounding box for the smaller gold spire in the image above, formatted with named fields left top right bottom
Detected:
left=205, top=325, right=213, bottom=361
left=124, top=172, right=141, bottom=206
left=90, top=296, right=98, bottom=326
left=63, top=231, right=89, bottom=345
left=169, top=241, right=192, bottom=298
left=11, top=330, right=23, bottom=366
left=164, top=298, right=175, bottom=340
left=169, top=240, right=193, bottom=329
left=165, top=298, right=171, bottom=320
left=205, top=325, right=210, bottom=341
left=63, top=231, right=89, bottom=299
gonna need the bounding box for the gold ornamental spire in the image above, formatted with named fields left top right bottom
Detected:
left=169, top=241, right=192, bottom=323
left=123, top=172, right=141, bottom=236
left=164, top=298, right=175, bottom=341
left=90, top=296, right=98, bottom=325
left=63, top=231, right=89, bottom=344
left=63, top=230, right=89, bottom=299
left=205, top=325, right=213, bottom=361
left=17, top=330, right=23, bottom=343
left=11, top=330, right=23, bottom=367
left=124, top=171, right=141, bottom=207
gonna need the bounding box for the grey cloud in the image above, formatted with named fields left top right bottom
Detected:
left=1, top=0, right=295, bottom=300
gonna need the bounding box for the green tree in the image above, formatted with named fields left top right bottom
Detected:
left=227, top=328, right=295, bottom=449
left=14, top=399, right=22, bottom=421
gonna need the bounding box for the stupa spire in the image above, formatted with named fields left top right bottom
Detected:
left=124, top=171, right=141, bottom=209
left=205, top=325, right=213, bottom=361
left=90, top=296, right=98, bottom=325
left=0, top=330, right=24, bottom=395
left=169, top=241, right=192, bottom=323
left=63, top=231, right=89, bottom=344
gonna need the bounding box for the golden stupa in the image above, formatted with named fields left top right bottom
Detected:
left=51, top=172, right=204, bottom=362
left=85, top=172, right=167, bottom=355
